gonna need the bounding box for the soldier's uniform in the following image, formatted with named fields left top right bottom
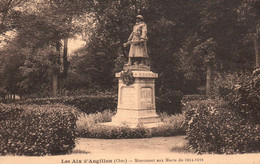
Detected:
left=127, top=15, right=148, bottom=65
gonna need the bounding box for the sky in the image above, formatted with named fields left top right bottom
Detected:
left=0, top=1, right=91, bottom=55
left=67, top=36, right=86, bottom=55
left=0, top=31, right=86, bottom=56
left=0, top=30, right=17, bottom=49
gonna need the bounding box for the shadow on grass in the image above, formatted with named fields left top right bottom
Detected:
left=171, top=144, right=192, bottom=153
left=72, top=149, right=91, bottom=154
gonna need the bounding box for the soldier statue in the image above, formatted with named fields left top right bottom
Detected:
left=124, top=15, right=148, bottom=66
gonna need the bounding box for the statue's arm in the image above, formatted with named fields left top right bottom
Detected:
left=128, top=32, right=133, bottom=41
left=124, top=32, right=134, bottom=47
left=141, top=23, right=147, bottom=41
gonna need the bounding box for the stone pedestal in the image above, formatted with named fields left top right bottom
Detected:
left=108, top=70, right=163, bottom=128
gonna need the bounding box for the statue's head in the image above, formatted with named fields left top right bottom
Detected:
left=136, top=15, right=144, bottom=22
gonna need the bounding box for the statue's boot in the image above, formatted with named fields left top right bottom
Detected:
left=127, top=58, right=132, bottom=66
left=140, top=59, right=146, bottom=65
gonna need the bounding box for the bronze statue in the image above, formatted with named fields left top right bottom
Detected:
left=124, top=15, right=148, bottom=66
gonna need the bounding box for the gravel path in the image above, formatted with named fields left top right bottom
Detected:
left=0, top=136, right=259, bottom=164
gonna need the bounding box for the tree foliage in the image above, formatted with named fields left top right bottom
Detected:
left=0, top=0, right=259, bottom=96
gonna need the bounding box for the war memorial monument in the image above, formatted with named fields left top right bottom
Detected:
left=106, top=15, right=163, bottom=128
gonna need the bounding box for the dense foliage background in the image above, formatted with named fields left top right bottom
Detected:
left=0, top=0, right=259, bottom=155
left=0, top=0, right=259, bottom=98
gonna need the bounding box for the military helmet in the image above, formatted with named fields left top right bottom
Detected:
left=136, top=15, right=144, bottom=20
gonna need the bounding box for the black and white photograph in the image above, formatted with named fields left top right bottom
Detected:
left=0, top=0, right=259, bottom=164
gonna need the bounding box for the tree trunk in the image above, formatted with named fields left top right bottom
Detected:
left=52, top=73, right=58, bottom=96
left=62, top=38, right=70, bottom=78
left=206, top=64, right=211, bottom=95
left=254, top=38, right=259, bottom=68
left=52, top=42, right=61, bottom=96
left=255, top=25, right=259, bottom=68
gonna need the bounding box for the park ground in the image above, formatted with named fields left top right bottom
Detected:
left=0, top=136, right=260, bottom=164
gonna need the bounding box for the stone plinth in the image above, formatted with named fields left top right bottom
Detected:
left=107, top=70, right=163, bottom=128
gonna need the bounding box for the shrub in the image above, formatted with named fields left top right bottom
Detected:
left=185, top=99, right=260, bottom=154
left=76, top=110, right=150, bottom=138
left=76, top=110, right=114, bottom=135
left=0, top=87, right=7, bottom=101
left=156, top=90, right=183, bottom=115
left=151, top=124, right=186, bottom=137
left=182, top=94, right=208, bottom=105
left=0, top=103, right=77, bottom=156
left=76, top=110, right=186, bottom=138
left=80, top=122, right=179, bottom=139
left=0, top=103, right=23, bottom=120
left=160, top=112, right=185, bottom=124
left=212, top=70, right=260, bottom=123
left=19, top=95, right=117, bottom=114
left=85, top=125, right=151, bottom=139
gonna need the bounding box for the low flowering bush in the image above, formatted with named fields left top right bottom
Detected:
left=81, top=124, right=151, bottom=139
left=76, top=110, right=186, bottom=138
left=150, top=124, right=186, bottom=137
left=160, top=112, right=186, bottom=125
left=76, top=110, right=150, bottom=138
left=0, top=103, right=77, bottom=156
left=185, top=99, right=260, bottom=154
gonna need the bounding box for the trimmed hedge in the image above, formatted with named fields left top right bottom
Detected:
left=0, top=103, right=77, bottom=156
left=156, top=90, right=183, bottom=115
left=185, top=99, right=260, bottom=154
left=19, top=92, right=183, bottom=115
left=19, top=95, right=117, bottom=114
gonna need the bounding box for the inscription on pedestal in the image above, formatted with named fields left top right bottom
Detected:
left=141, top=87, right=152, bottom=105
left=120, top=86, right=135, bottom=105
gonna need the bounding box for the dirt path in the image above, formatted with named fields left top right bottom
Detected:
left=0, top=136, right=260, bottom=164
left=73, top=136, right=189, bottom=155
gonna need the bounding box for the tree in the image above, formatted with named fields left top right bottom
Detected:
left=240, top=0, right=260, bottom=68
left=0, top=42, right=28, bottom=96
left=177, top=0, right=259, bottom=94
left=1, top=0, right=259, bottom=97
left=81, top=0, right=201, bottom=92
left=19, top=46, right=59, bottom=97
left=193, top=38, right=216, bottom=95
left=1, top=0, right=92, bottom=96
left=0, top=0, right=29, bottom=34
left=255, top=24, right=260, bottom=68
left=31, top=0, right=92, bottom=95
